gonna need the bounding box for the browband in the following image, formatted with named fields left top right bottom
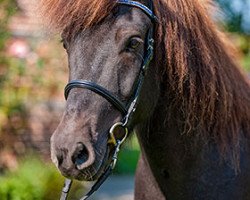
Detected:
left=117, top=0, right=157, bottom=21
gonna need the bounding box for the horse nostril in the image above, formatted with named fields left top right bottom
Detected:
left=57, top=153, right=63, bottom=166
left=72, top=142, right=89, bottom=166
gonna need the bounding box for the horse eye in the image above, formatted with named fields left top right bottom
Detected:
left=127, top=38, right=141, bottom=50
left=62, top=42, right=67, bottom=49
left=60, top=39, right=67, bottom=49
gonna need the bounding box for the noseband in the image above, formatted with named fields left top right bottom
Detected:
left=61, top=1, right=156, bottom=199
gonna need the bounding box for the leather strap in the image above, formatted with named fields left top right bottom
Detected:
left=61, top=1, right=156, bottom=199
left=65, top=80, right=127, bottom=115
left=117, top=0, right=157, bottom=21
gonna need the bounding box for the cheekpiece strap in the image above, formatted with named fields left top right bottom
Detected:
left=117, top=0, right=157, bottom=21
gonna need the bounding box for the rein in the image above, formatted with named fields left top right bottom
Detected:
left=60, top=0, right=156, bottom=199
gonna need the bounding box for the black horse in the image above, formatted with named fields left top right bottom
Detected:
left=41, top=0, right=250, bottom=199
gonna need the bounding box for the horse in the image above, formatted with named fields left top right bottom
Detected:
left=41, top=0, right=250, bottom=199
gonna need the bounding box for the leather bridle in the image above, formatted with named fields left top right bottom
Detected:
left=60, top=0, right=156, bottom=199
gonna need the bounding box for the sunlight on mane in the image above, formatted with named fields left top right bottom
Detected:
left=40, top=0, right=116, bottom=33
left=153, top=0, right=250, bottom=170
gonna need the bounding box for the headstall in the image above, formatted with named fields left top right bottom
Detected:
left=60, top=0, right=156, bottom=199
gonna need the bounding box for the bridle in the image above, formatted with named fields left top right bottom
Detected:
left=61, top=1, right=156, bottom=199
left=60, top=0, right=156, bottom=199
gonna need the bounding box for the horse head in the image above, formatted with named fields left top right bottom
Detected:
left=50, top=0, right=159, bottom=181
left=41, top=0, right=250, bottom=199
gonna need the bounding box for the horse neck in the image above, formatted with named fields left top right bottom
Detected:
left=136, top=49, right=250, bottom=171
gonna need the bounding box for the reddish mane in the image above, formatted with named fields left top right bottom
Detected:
left=41, top=0, right=250, bottom=170
left=153, top=0, right=250, bottom=169
left=40, top=0, right=116, bottom=34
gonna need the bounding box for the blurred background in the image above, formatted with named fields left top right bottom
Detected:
left=0, top=0, right=249, bottom=199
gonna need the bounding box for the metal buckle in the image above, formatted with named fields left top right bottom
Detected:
left=108, top=123, right=128, bottom=171
left=108, top=122, right=128, bottom=146
left=148, top=38, right=154, bottom=51
left=60, top=179, right=72, bottom=200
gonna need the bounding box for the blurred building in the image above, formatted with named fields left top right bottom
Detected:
left=1, top=0, right=67, bottom=170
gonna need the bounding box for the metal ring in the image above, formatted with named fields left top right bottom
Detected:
left=108, top=122, right=128, bottom=146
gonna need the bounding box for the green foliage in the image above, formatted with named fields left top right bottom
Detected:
left=114, top=135, right=140, bottom=174
left=0, top=0, right=68, bottom=138
left=0, top=0, right=18, bottom=132
left=0, top=157, right=63, bottom=200
left=242, top=54, right=250, bottom=72
left=232, top=34, right=250, bottom=72
left=0, top=156, right=84, bottom=200
left=0, top=0, right=17, bottom=50
left=115, top=149, right=140, bottom=174
left=216, top=0, right=250, bottom=34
